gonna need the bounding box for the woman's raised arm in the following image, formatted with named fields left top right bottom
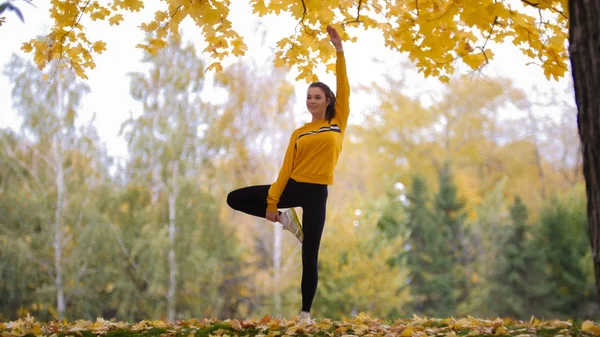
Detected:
left=327, top=25, right=350, bottom=132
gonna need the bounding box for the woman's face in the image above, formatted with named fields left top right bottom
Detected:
left=306, top=87, right=330, bottom=118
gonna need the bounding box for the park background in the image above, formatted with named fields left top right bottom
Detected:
left=0, top=0, right=594, bottom=322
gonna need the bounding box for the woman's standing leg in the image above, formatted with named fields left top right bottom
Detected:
left=228, top=180, right=328, bottom=314
left=299, top=186, right=328, bottom=313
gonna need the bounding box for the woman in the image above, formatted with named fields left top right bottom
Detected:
left=227, top=25, right=349, bottom=323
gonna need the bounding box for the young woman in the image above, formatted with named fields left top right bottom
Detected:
left=226, top=25, right=349, bottom=323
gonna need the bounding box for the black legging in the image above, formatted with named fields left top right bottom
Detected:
left=226, top=178, right=328, bottom=313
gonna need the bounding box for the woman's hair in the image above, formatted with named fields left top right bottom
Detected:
left=309, top=82, right=336, bottom=123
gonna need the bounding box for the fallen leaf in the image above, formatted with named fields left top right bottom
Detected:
left=582, top=320, right=595, bottom=332
left=260, top=315, right=272, bottom=324
left=228, top=319, right=242, bottom=331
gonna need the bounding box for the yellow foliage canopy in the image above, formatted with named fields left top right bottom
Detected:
left=23, top=0, right=569, bottom=80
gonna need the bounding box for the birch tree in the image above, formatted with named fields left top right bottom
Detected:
left=121, top=37, right=208, bottom=320
left=3, top=55, right=90, bottom=320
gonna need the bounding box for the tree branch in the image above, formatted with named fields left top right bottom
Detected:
left=160, top=5, right=183, bottom=31
left=0, top=224, right=54, bottom=279
left=345, top=0, right=364, bottom=24
left=64, top=259, right=88, bottom=306
left=295, top=0, right=307, bottom=32
left=50, top=0, right=91, bottom=80
left=357, top=0, right=363, bottom=20
left=477, top=16, right=499, bottom=64
left=0, top=137, right=47, bottom=198
left=521, top=0, right=568, bottom=20
left=110, top=223, right=150, bottom=293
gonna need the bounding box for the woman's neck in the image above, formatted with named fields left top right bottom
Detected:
left=311, top=112, right=326, bottom=122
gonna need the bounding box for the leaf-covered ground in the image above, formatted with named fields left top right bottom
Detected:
left=1, top=314, right=598, bottom=337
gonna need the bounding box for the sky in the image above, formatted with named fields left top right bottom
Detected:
left=0, top=0, right=575, bottom=162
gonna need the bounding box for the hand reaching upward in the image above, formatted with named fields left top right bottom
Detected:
left=327, top=25, right=343, bottom=51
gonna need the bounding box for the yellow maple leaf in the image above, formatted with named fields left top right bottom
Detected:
left=149, top=38, right=167, bottom=50
left=251, top=0, right=268, bottom=15
left=116, top=0, right=144, bottom=12
left=154, top=10, right=168, bottom=21
left=92, top=41, right=107, bottom=54
left=108, top=14, right=124, bottom=25
left=21, top=42, right=33, bottom=53
left=461, top=50, right=488, bottom=70
left=205, top=62, right=223, bottom=73
left=231, top=39, right=247, bottom=56
left=543, top=64, right=565, bottom=81
left=73, top=64, right=89, bottom=79
left=90, top=8, right=110, bottom=21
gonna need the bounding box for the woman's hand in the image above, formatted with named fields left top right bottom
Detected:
left=327, top=25, right=343, bottom=51
left=266, top=211, right=280, bottom=222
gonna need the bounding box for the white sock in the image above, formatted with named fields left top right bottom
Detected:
left=279, top=210, right=289, bottom=225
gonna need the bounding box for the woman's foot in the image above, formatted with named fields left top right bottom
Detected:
left=280, top=208, right=303, bottom=243
left=299, top=311, right=313, bottom=324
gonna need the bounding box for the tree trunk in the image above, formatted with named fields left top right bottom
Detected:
left=53, top=81, right=66, bottom=321
left=150, top=112, right=162, bottom=204
left=53, top=139, right=66, bottom=320
left=273, top=224, right=282, bottom=316
left=568, top=0, right=600, bottom=304
left=167, top=160, right=179, bottom=321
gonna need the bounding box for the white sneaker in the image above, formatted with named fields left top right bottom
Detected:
left=280, top=208, right=303, bottom=243
left=298, top=311, right=313, bottom=324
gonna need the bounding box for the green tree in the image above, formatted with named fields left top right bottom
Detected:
left=433, top=164, right=468, bottom=314
left=2, top=54, right=95, bottom=320
left=404, top=175, right=455, bottom=317
left=487, top=196, right=552, bottom=318
left=117, top=36, right=245, bottom=320
left=1, top=54, right=117, bottom=321
left=539, top=195, right=592, bottom=317
left=458, top=177, right=508, bottom=317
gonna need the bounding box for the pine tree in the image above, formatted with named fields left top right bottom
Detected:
left=487, top=196, right=552, bottom=318
left=404, top=175, right=455, bottom=317
left=539, top=197, right=590, bottom=317
left=433, top=164, right=466, bottom=315
left=488, top=196, right=528, bottom=318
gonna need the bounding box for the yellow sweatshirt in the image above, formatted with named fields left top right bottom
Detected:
left=266, top=51, right=350, bottom=213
